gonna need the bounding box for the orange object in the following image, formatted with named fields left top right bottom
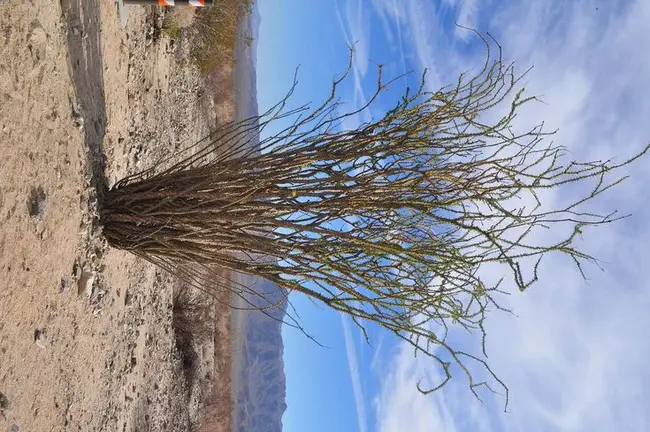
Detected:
left=123, top=0, right=213, bottom=6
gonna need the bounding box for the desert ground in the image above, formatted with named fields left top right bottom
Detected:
left=0, top=1, right=238, bottom=431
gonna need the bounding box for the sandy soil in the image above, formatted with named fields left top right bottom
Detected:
left=0, top=1, right=234, bottom=431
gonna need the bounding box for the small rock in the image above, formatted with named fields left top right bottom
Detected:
left=72, top=113, right=84, bottom=130
left=27, top=187, right=47, bottom=218
left=77, top=270, right=95, bottom=297
left=60, top=278, right=68, bottom=293
left=33, top=329, right=47, bottom=349
left=72, top=260, right=80, bottom=279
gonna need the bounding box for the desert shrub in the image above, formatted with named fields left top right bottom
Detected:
left=101, top=36, right=649, bottom=405
left=172, top=284, right=214, bottom=382
left=190, top=0, right=254, bottom=70
left=162, top=19, right=182, bottom=40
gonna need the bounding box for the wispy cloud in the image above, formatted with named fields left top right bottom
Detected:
left=341, top=314, right=369, bottom=432
left=369, top=0, right=467, bottom=92
left=370, top=0, right=409, bottom=81
left=334, top=0, right=370, bottom=76
left=374, top=1, right=650, bottom=431
left=334, top=0, right=373, bottom=129
left=451, top=0, right=480, bottom=40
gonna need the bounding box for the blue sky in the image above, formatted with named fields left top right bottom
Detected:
left=256, top=1, right=650, bottom=431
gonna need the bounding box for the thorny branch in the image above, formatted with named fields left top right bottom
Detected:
left=100, top=34, right=649, bottom=408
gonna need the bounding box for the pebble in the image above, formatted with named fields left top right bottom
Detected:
left=77, top=269, right=95, bottom=297
left=34, top=329, right=48, bottom=349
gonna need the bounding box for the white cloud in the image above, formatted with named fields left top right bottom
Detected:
left=374, top=342, right=462, bottom=432
left=453, top=0, right=481, bottom=41
left=335, top=0, right=373, bottom=128
left=335, top=0, right=370, bottom=77
left=374, top=1, right=650, bottom=431
left=341, top=314, right=369, bottom=432
left=369, top=0, right=477, bottom=92
left=370, top=0, right=409, bottom=80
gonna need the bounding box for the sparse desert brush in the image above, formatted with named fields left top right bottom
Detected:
left=162, top=19, right=182, bottom=40
left=172, top=284, right=214, bottom=382
left=192, top=397, right=233, bottom=432
left=100, top=35, right=649, bottom=405
left=173, top=284, right=214, bottom=344
left=190, top=0, right=254, bottom=70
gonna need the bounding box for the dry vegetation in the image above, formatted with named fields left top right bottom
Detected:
left=173, top=286, right=214, bottom=381
left=172, top=282, right=232, bottom=432
left=160, top=0, right=253, bottom=71
left=162, top=2, right=252, bottom=124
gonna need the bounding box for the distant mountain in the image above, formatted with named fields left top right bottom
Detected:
left=235, top=279, right=288, bottom=432
left=232, top=4, right=288, bottom=432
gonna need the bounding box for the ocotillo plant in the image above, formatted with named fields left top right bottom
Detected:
left=100, top=38, right=648, bottom=404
